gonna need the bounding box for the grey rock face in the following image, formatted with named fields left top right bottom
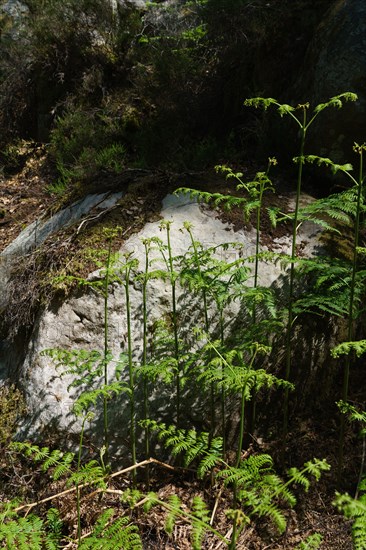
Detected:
left=295, top=0, right=366, bottom=162
left=0, top=192, right=123, bottom=313
left=18, top=192, right=324, bottom=459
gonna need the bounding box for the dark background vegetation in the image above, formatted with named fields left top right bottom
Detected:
left=0, top=0, right=335, bottom=182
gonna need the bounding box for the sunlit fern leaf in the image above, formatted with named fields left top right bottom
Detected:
left=191, top=496, right=210, bottom=550
left=334, top=490, right=366, bottom=550
left=313, top=92, right=358, bottom=114
left=67, top=460, right=106, bottom=488
left=295, top=533, right=323, bottom=550
left=0, top=515, right=46, bottom=550
left=79, top=510, right=142, bottom=549
left=165, top=494, right=181, bottom=535
left=332, top=340, right=366, bottom=359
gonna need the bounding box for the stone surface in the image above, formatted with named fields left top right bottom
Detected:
left=17, top=192, right=324, bottom=459
left=293, top=0, right=366, bottom=163
left=0, top=192, right=123, bottom=312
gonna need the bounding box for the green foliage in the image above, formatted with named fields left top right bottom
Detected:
left=332, top=340, right=366, bottom=359
left=334, top=482, right=366, bottom=550
left=337, top=401, right=366, bottom=437
left=0, top=503, right=62, bottom=549
left=295, top=533, right=323, bottom=550
left=0, top=384, right=26, bottom=445
left=141, top=420, right=223, bottom=478
left=0, top=513, right=48, bottom=550
left=191, top=496, right=211, bottom=550
left=10, top=441, right=75, bottom=480
left=220, top=457, right=329, bottom=540
left=46, top=508, right=63, bottom=549
left=50, top=107, right=127, bottom=190
left=79, top=508, right=142, bottom=549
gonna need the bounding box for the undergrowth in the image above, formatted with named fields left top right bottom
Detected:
left=1, top=93, right=366, bottom=549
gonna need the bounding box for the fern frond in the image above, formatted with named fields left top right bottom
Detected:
left=295, top=533, right=323, bottom=549
left=68, top=460, right=106, bottom=488
left=313, top=92, right=358, bottom=114
left=165, top=494, right=181, bottom=535
left=191, top=496, right=210, bottom=550
left=0, top=514, right=46, bottom=550
left=337, top=401, right=366, bottom=425
left=140, top=421, right=222, bottom=476
left=334, top=491, right=366, bottom=550
left=45, top=508, right=63, bottom=550
left=332, top=340, right=366, bottom=359
left=79, top=509, right=142, bottom=549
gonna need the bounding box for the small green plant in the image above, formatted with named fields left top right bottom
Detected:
left=300, top=144, right=366, bottom=478
left=78, top=508, right=142, bottom=549
left=158, top=220, right=182, bottom=426
left=244, top=92, right=358, bottom=443
left=334, top=480, right=366, bottom=550
left=117, top=252, right=140, bottom=481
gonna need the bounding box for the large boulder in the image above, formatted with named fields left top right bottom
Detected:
left=15, top=192, right=327, bottom=460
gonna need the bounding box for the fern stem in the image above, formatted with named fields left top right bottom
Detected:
left=283, top=112, right=306, bottom=443
left=142, top=241, right=150, bottom=487
left=165, top=223, right=181, bottom=427
left=125, top=262, right=137, bottom=483
left=185, top=224, right=216, bottom=440
left=102, top=236, right=113, bottom=466
left=76, top=415, right=88, bottom=546
left=236, top=388, right=246, bottom=469
left=338, top=147, right=364, bottom=483
left=220, top=309, right=227, bottom=458
left=229, top=509, right=239, bottom=550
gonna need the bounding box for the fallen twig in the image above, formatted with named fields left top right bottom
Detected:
left=14, top=457, right=176, bottom=513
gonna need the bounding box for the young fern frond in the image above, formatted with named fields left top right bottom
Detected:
left=72, top=381, right=129, bottom=416
left=337, top=401, right=366, bottom=441
left=175, top=187, right=250, bottom=213
left=67, top=459, right=106, bottom=488
left=41, top=348, right=105, bottom=385
left=332, top=340, right=366, bottom=359
left=218, top=453, right=272, bottom=481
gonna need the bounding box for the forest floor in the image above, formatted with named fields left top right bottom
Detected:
left=0, top=150, right=358, bottom=548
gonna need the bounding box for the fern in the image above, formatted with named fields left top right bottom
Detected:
left=72, top=380, right=130, bottom=416
left=295, top=533, right=323, bottom=549
left=67, top=459, right=106, bottom=489
left=218, top=456, right=329, bottom=535
left=0, top=514, right=44, bottom=549
left=191, top=496, right=210, bottom=550
left=332, top=340, right=366, bottom=359
left=143, top=492, right=217, bottom=549
left=165, top=494, right=181, bottom=535
left=10, top=442, right=75, bottom=481
left=45, top=508, right=63, bottom=550
left=79, top=509, right=142, bottom=549
left=140, top=420, right=223, bottom=477
left=334, top=487, right=366, bottom=550
left=0, top=511, right=62, bottom=550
